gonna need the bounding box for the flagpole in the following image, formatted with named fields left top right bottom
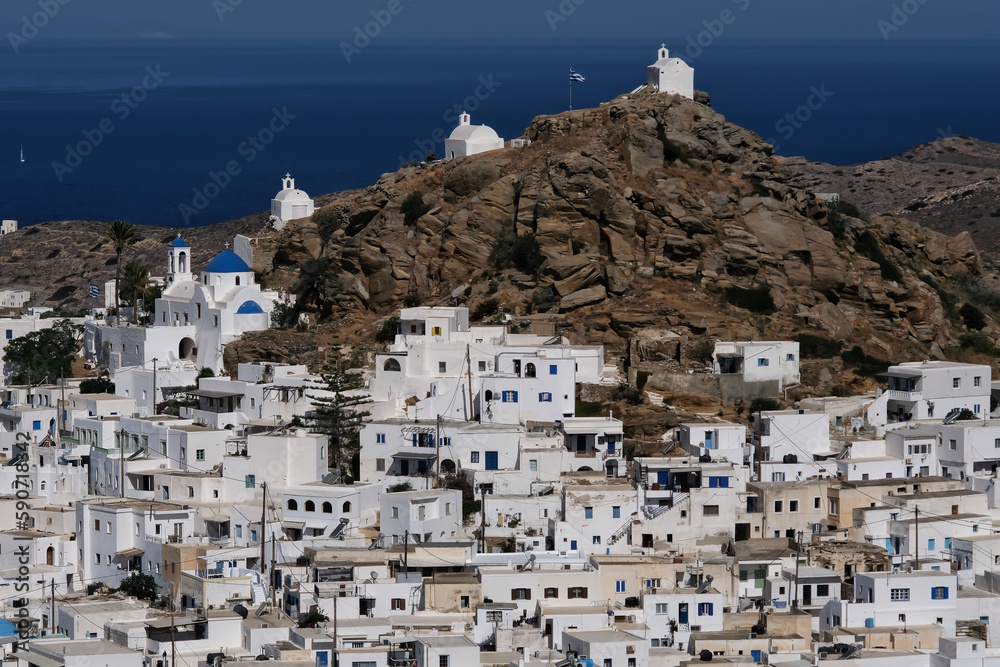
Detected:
left=569, top=63, right=573, bottom=111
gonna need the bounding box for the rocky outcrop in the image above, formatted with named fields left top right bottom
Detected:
left=259, top=89, right=993, bottom=365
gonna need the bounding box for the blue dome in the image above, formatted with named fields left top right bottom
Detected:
left=204, top=250, right=251, bottom=274
left=172, top=236, right=189, bottom=248
left=236, top=300, right=264, bottom=314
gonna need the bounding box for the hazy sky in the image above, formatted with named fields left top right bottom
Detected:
left=3, top=0, right=999, bottom=43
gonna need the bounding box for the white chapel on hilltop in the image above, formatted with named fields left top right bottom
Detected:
left=445, top=112, right=504, bottom=159
left=270, top=174, right=315, bottom=230
left=647, top=44, right=694, bottom=99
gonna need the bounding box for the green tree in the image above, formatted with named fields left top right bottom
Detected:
left=2, top=320, right=82, bottom=385
left=306, top=365, right=372, bottom=477
left=119, top=571, right=159, bottom=602
left=490, top=230, right=544, bottom=275
left=79, top=377, right=114, bottom=394
left=120, top=259, right=152, bottom=324
left=103, top=220, right=143, bottom=327
left=291, top=257, right=333, bottom=315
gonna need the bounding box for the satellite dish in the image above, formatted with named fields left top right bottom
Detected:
left=254, top=602, right=268, bottom=617
left=370, top=571, right=379, bottom=582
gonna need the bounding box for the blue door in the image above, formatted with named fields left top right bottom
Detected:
left=657, top=471, right=669, bottom=485
left=705, top=431, right=714, bottom=449
left=678, top=603, right=688, bottom=624
left=751, top=651, right=762, bottom=663
left=485, top=451, right=499, bottom=470
left=570, top=540, right=577, bottom=550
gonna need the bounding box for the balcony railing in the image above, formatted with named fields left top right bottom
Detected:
left=887, top=390, right=922, bottom=401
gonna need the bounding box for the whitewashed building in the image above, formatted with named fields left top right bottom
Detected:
left=85, top=236, right=282, bottom=374
left=646, top=45, right=694, bottom=99
left=270, top=174, right=315, bottom=229
left=444, top=113, right=504, bottom=159
left=870, top=361, right=992, bottom=426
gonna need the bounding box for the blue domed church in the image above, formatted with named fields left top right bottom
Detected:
left=86, top=236, right=284, bottom=375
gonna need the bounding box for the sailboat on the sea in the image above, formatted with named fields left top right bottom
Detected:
left=19, top=146, right=24, bottom=163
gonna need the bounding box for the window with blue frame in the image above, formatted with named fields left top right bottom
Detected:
left=931, top=586, right=949, bottom=600
left=758, top=358, right=769, bottom=366
left=549, top=365, right=558, bottom=375
left=539, top=393, right=553, bottom=402
left=928, top=539, right=935, bottom=551
left=615, top=580, right=626, bottom=593
left=613, top=506, right=621, bottom=519
left=975, top=404, right=982, bottom=413
left=708, top=476, right=729, bottom=488
left=698, top=603, right=714, bottom=615
left=945, top=537, right=952, bottom=548
left=4, top=330, right=11, bottom=339
left=235, top=525, right=243, bottom=538
left=245, top=474, right=255, bottom=488
left=584, top=507, right=593, bottom=519
left=593, top=536, right=601, bottom=544
left=32, top=420, right=40, bottom=430
left=502, top=391, right=518, bottom=403
left=376, top=433, right=386, bottom=443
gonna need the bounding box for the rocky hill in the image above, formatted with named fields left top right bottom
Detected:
left=234, top=88, right=995, bottom=388
left=6, top=90, right=1000, bottom=411
left=783, top=137, right=1000, bottom=268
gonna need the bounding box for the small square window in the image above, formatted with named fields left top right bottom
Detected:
left=439, top=362, right=447, bottom=373
left=953, top=378, right=961, bottom=388
left=478, top=361, right=486, bottom=372
left=758, top=358, right=769, bottom=367
left=471, top=452, right=480, bottom=464
left=196, top=449, right=205, bottom=461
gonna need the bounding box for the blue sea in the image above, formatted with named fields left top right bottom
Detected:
left=1, top=38, right=999, bottom=228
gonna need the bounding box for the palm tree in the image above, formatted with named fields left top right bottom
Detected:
left=103, top=220, right=142, bottom=326
left=120, top=259, right=152, bottom=324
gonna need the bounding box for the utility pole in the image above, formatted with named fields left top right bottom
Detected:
left=402, top=530, right=409, bottom=576
left=466, top=344, right=474, bottom=421
left=50, top=580, right=55, bottom=635
left=480, top=487, right=487, bottom=553
left=261, top=482, right=268, bottom=576
left=170, top=602, right=176, bottom=667
left=271, top=533, right=277, bottom=609
left=792, top=531, right=801, bottom=608
left=152, top=357, right=158, bottom=417
left=914, top=505, right=920, bottom=570
left=58, top=373, right=65, bottom=435
left=120, top=437, right=125, bottom=498
left=435, top=415, right=442, bottom=486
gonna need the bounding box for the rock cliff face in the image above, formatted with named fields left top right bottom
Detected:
left=253, top=89, right=985, bottom=364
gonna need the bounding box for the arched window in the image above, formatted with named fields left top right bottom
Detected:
left=525, top=363, right=536, bottom=378
left=305, top=500, right=315, bottom=512
left=287, top=499, right=298, bottom=511
left=342, top=501, right=352, bottom=513
left=322, top=502, right=332, bottom=514
left=178, top=252, right=187, bottom=273
left=40, top=481, right=46, bottom=491
left=383, top=358, right=401, bottom=372
left=485, top=390, right=493, bottom=402
left=235, top=276, right=241, bottom=286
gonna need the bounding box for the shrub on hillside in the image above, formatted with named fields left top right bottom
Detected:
left=490, top=231, right=544, bottom=275
left=400, top=190, right=431, bottom=226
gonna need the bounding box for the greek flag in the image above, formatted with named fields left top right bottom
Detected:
left=89, top=283, right=100, bottom=299
left=570, top=67, right=586, bottom=83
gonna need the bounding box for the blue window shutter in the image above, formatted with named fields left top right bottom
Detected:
left=539, top=393, right=544, bottom=402
left=428, top=434, right=434, bottom=447
left=550, top=365, right=557, bottom=375
left=412, top=433, right=417, bottom=446
left=721, top=477, right=729, bottom=488
left=512, top=391, right=518, bottom=403
left=944, top=587, right=949, bottom=599
left=709, top=603, right=714, bottom=615
left=946, top=538, right=952, bottom=549
left=709, top=477, right=717, bottom=488
left=32, top=421, right=40, bottom=430
left=698, top=605, right=704, bottom=616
